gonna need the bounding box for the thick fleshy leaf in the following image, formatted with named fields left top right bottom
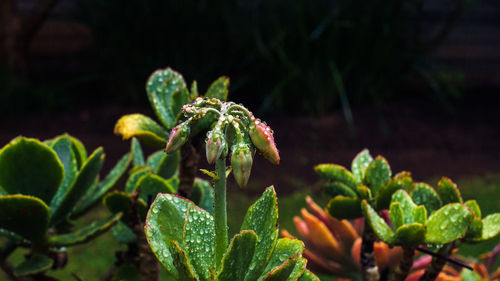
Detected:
left=49, top=136, right=78, bottom=213
left=264, top=256, right=307, bottom=281
left=103, top=191, right=148, bottom=221
left=411, top=183, right=442, bottom=214
left=131, top=137, right=145, bottom=167
left=437, top=177, right=462, bottom=204
left=461, top=267, right=482, bottom=281
left=389, top=202, right=404, bottom=231
left=125, top=167, right=152, bottom=194
left=351, top=149, right=373, bottom=183
left=465, top=200, right=481, bottom=218
left=170, top=240, right=199, bottom=280
left=147, top=151, right=165, bottom=170
left=135, top=174, right=176, bottom=202
left=297, top=270, right=321, bottom=281
left=479, top=213, right=500, bottom=241
left=363, top=156, right=391, bottom=194
left=48, top=213, right=122, bottom=246
left=241, top=186, right=279, bottom=281
left=146, top=68, right=187, bottom=129
left=183, top=207, right=215, bottom=281
left=51, top=148, right=105, bottom=225
left=192, top=179, right=214, bottom=214
left=145, top=194, right=197, bottom=275
left=374, top=179, right=408, bottom=210
left=0, top=137, right=63, bottom=203
left=362, top=200, right=395, bottom=244
left=392, top=190, right=417, bottom=225
left=395, top=223, right=426, bottom=245
left=425, top=203, right=473, bottom=243
left=112, top=221, right=137, bottom=244
left=356, top=185, right=372, bottom=200
left=156, top=151, right=180, bottom=179
left=258, top=238, right=304, bottom=281
left=326, top=196, right=362, bottom=220
left=393, top=171, right=413, bottom=190
left=412, top=206, right=427, bottom=225
left=0, top=195, right=49, bottom=242
left=324, top=182, right=357, bottom=198
left=13, top=254, right=53, bottom=277
left=172, top=87, right=190, bottom=117
left=205, top=76, right=229, bottom=101
left=300, top=209, right=342, bottom=261
left=69, top=136, right=87, bottom=169
left=114, top=114, right=168, bottom=149
left=465, top=217, right=483, bottom=240
left=315, top=164, right=358, bottom=190
left=217, top=230, right=257, bottom=281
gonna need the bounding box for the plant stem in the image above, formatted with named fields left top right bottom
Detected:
left=418, top=242, right=456, bottom=281
left=388, top=247, right=415, bottom=281
left=361, top=221, right=380, bottom=281
left=214, top=158, right=228, bottom=269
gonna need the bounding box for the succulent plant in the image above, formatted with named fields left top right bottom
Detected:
left=0, top=134, right=131, bottom=278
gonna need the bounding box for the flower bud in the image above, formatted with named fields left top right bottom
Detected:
left=165, top=121, right=190, bottom=154
left=205, top=129, right=227, bottom=164
left=230, top=143, right=253, bottom=188
left=249, top=120, right=280, bottom=164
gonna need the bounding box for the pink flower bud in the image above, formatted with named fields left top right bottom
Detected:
left=230, top=143, right=253, bottom=188
left=165, top=121, right=190, bottom=154
left=205, top=129, right=227, bottom=164
left=249, top=120, right=280, bottom=164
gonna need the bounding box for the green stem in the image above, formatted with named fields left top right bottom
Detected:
left=214, top=158, right=228, bottom=269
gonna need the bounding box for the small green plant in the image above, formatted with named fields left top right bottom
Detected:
left=138, top=74, right=317, bottom=280
left=304, top=149, right=500, bottom=281
left=0, top=134, right=131, bottom=279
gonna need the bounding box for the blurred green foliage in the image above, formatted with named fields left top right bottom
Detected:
left=75, top=0, right=466, bottom=115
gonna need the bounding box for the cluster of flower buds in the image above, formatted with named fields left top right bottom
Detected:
left=165, top=98, right=280, bottom=187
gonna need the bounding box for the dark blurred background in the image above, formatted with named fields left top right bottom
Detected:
left=1, top=1, right=500, bottom=279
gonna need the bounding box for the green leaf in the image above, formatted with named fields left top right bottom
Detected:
left=190, top=81, right=199, bottom=100
left=217, top=230, right=257, bottom=281
left=362, top=200, right=394, bottom=244
left=0, top=195, right=49, bottom=242
left=461, top=267, right=482, bottom=281
left=324, top=182, right=357, bottom=199
left=314, top=164, right=358, bottom=190
left=326, top=196, right=362, bottom=220
left=13, top=253, right=53, bottom=277
left=192, top=179, right=214, bottom=214
left=112, top=221, right=137, bottom=244
left=241, top=186, right=279, bottom=281
left=465, top=200, right=481, bottom=218
left=48, top=213, right=122, bottom=246
left=205, top=76, right=229, bottom=101
left=465, top=217, right=483, bottom=240
left=392, top=190, right=417, bottom=225
left=393, top=171, right=413, bottom=190
left=479, top=213, right=500, bottom=241
left=395, top=223, right=426, bottom=246
left=258, top=238, right=304, bottom=281
left=411, top=183, right=442, bottom=214
left=114, top=114, right=168, bottom=149
left=0, top=137, right=63, bottom=204
left=374, top=179, right=408, bottom=210
left=190, top=111, right=220, bottom=136
left=356, top=185, right=372, bottom=200
left=389, top=202, right=404, bottom=231
left=146, top=68, right=188, bottom=129
left=147, top=151, right=166, bottom=170
left=145, top=194, right=197, bottom=275
left=169, top=240, right=199, bottom=281
left=297, top=270, right=320, bottom=281
left=363, top=156, right=391, bottom=194
left=412, top=206, right=427, bottom=225
left=51, top=148, right=105, bottom=225
left=69, top=136, right=87, bottom=169
left=156, top=151, right=180, bottom=179
left=125, top=167, right=152, bottom=194
left=437, top=177, right=462, bottom=204
left=103, top=191, right=147, bottom=221
left=49, top=136, right=78, bottom=213
left=131, top=137, right=145, bottom=167
left=425, top=203, right=473, bottom=244
left=172, top=87, right=190, bottom=117
left=135, top=174, right=176, bottom=202
left=351, top=149, right=373, bottom=183
left=264, top=257, right=307, bottom=281
left=183, top=207, right=215, bottom=281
